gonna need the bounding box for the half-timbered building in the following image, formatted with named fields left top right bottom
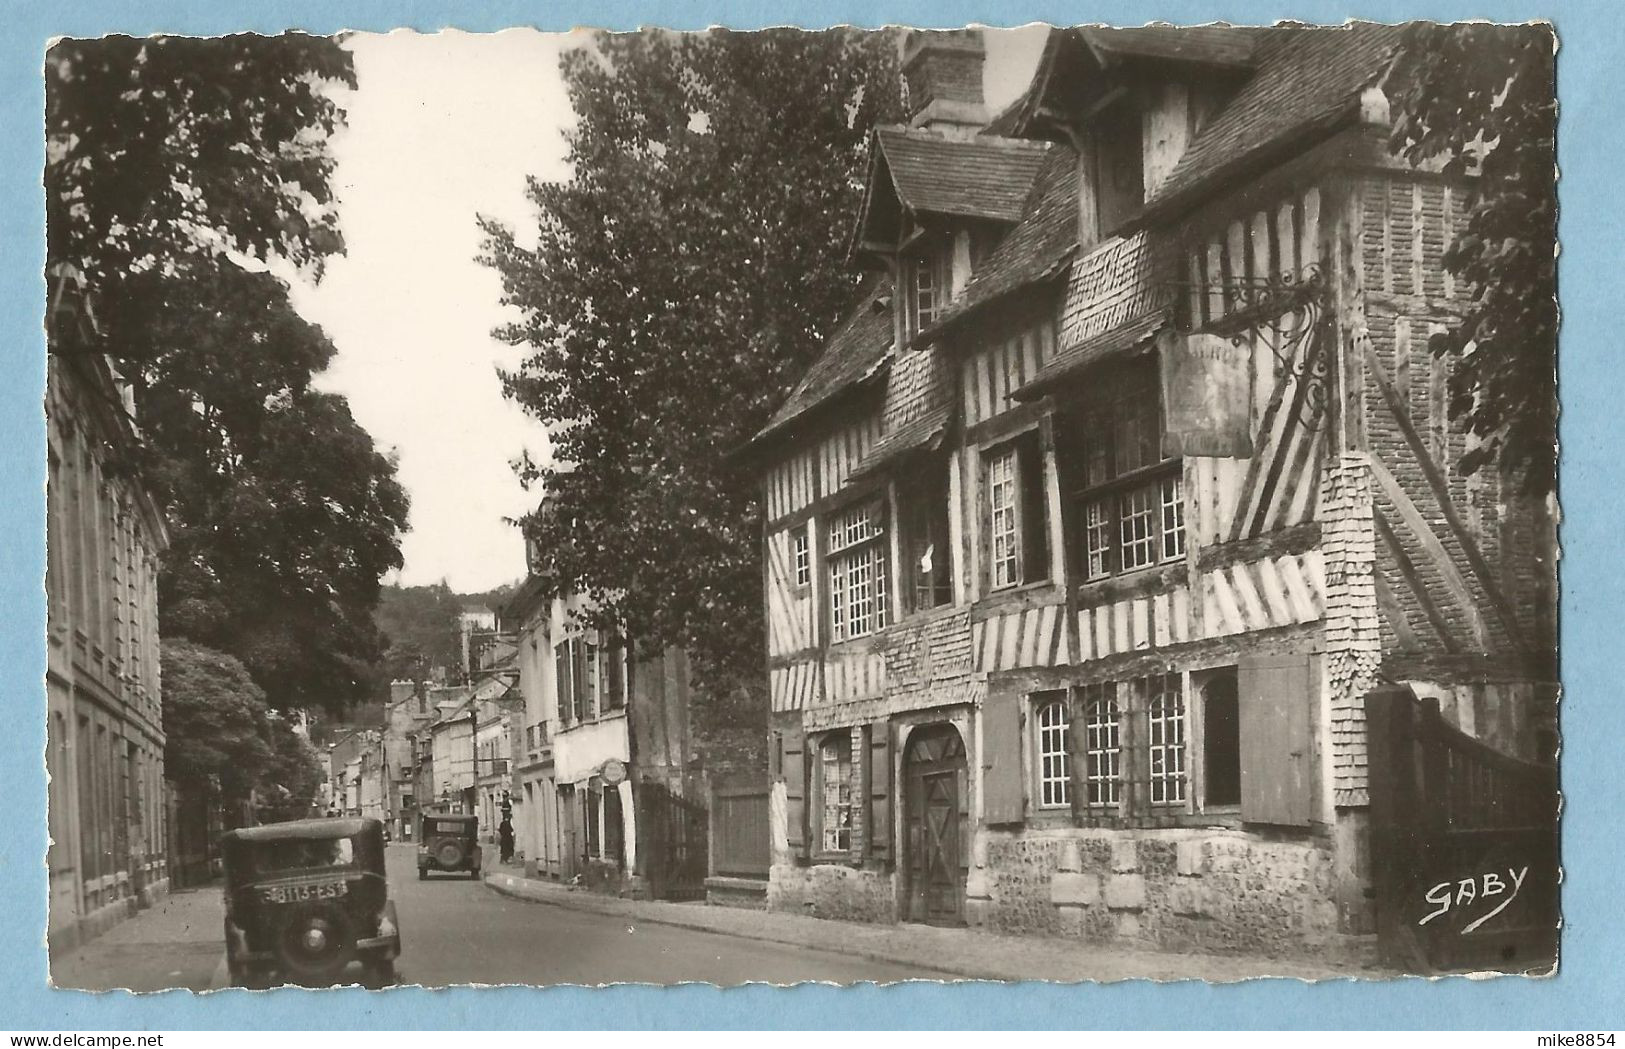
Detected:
left=745, top=26, right=1557, bottom=959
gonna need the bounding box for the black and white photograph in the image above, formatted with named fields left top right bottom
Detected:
left=39, top=18, right=1560, bottom=994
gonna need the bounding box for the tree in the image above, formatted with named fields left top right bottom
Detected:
left=161, top=640, right=276, bottom=801
left=1387, top=23, right=1558, bottom=495
left=259, top=716, right=327, bottom=820
left=132, top=263, right=409, bottom=717
left=479, top=29, right=902, bottom=715
left=47, top=37, right=410, bottom=717
left=45, top=34, right=353, bottom=346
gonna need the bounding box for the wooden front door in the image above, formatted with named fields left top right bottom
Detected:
left=904, top=725, right=968, bottom=925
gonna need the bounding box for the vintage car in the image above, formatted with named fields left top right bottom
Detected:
left=221, top=817, right=401, bottom=989
left=417, top=813, right=481, bottom=879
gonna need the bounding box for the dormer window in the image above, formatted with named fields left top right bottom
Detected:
left=906, top=249, right=951, bottom=340
left=1093, top=100, right=1145, bottom=239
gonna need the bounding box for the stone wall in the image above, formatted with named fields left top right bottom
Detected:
left=972, top=826, right=1345, bottom=959
left=767, top=863, right=897, bottom=924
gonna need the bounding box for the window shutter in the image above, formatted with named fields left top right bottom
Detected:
left=982, top=688, right=1026, bottom=824
left=780, top=731, right=808, bottom=859
left=1238, top=653, right=1314, bottom=826
left=867, top=721, right=892, bottom=862
left=555, top=644, right=572, bottom=725
left=1019, top=437, right=1050, bottom=583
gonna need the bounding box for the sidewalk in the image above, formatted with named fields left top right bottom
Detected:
left=483, top=864, right=1386, bottom=984
left=50, top=883, right=226, bottom=992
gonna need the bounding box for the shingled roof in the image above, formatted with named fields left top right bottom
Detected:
left=751, top=276, right=894, bottom=445
left=917, top=143, right=1080, bottom=344
left=872, top=126, right=1053, bottom=224
left=1014, top=230, right=1173, bottom=400
left=1081, top=25, right=1262, bottom=70
left=1146, top=22, right=1407, bottom=212
left=985, top=26, right=1260, bottom=141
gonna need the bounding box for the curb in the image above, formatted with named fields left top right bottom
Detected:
left=481, top=871, right=983, bottom=981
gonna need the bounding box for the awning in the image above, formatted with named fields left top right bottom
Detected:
left=847, top=405, right=953, bottom=482
left=1012, top=311, right=1168, bottom=402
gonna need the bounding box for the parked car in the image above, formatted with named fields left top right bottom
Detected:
left=417, top=813, right=481, bottom=880
left=221, top=817, right=401, bottom=989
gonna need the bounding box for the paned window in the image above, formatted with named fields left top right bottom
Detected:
left=901, top=457, right=952, bottom=613
left=1033, top=673, right=1201, bottom=823
left=819, top=733, right=853, bottom=853
left=1081, top=683, right=1122, bottom=809
left=1035, top=696, right=1070, bottom=808
left=984, top=431, right=1049, bottom=591
left=909, top=250, right=950, bottom=338
left=792, top=526, right=811, bottom=588
left=988, top=448, right=1020, bottom=589
left=1144, top=673, right=1187, bottom=805
left=1062, top=358, right=1184, bottom=580
left=914, top=257, right=938, bottom=330
left=828, top=502, right=887, bottom=642
left=583, top=636, right=599, bottom=720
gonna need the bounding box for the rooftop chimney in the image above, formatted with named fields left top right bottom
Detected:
left=903, top=29, right=989, bottom=137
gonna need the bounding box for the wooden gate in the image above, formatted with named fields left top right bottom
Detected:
left=639, top=780, right=709, bottom=901
left=903, top=725, right=968, bottom=925
left=1366, top=685, right=1559, bottom=974
left=709, top=781, right=771, bottom=879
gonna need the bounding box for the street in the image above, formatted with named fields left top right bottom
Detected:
left=52, top=845, right=936, bottom=990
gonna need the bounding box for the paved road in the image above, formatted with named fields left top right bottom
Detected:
left=391, top=845, right=930, bottom=985
left=54, top=844, right=934, bottom=990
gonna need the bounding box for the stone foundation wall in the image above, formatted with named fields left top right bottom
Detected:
left=767, top=863, right=897, bottom=924
left=971, top=826, right=1344, bottom=958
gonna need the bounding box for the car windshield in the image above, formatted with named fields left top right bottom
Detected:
left=251, top=836, right=357, bottom=874
left=425, top=820, right=472, bottom=836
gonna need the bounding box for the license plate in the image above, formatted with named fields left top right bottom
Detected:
left=259, top=880, right=348, bottom=904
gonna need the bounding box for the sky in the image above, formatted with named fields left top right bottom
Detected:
left=291, top=26, right=1048, bottom=593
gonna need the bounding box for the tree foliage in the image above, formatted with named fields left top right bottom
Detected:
left=373, top=582, right=468, bottom=683
left=161, top=640, right=275, bottom=798
left=129, top=262, right=409, bottom=716
left=48, top=37, right=409, bottom=717
left=46, top=34, right=353, bottom=343
left=162, top=640, right=327, bottom=810
left=1388, top=22, right=1558, bottom=495
left=259, top=715, right=327, bottom=819
left=480, top=29, right=902, bottom=688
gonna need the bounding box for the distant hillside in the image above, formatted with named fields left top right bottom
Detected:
left=373, top=580, right=520, bottom=685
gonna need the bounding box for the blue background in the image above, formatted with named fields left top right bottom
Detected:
left=4, top=0, right=1618, bottom=1031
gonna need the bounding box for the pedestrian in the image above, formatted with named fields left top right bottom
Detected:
left=498, top=817, right=515, bottom=864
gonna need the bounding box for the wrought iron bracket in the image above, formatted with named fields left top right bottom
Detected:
left=1164, top=264, right=1332, bottom=430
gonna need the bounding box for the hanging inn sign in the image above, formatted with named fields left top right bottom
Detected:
left=1158, top=328, right=1253, bottom=458
left=1160, top=260, right=1331, bottom=458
